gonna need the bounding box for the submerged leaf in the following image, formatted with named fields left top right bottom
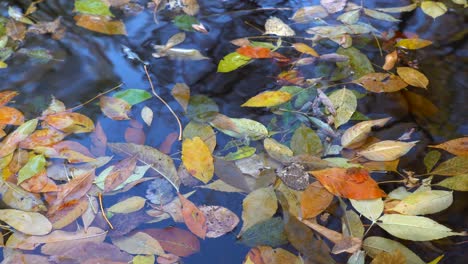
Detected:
left=239, top=187, right=278, bottom=235
left=114, top=89, right=152, bottom=106
left=264, top=17, right=295, bottom=36
left=74, top=14, right=126, bottom=35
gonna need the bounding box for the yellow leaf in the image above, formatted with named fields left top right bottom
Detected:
left=241, top=91, right=291, bottom=107
left=397, top=67, right=429, bottom=89
left=0, top=61, right=7, bottom=68
left=354, top=73, right=408, bottom=93
left=421, top=1, right=447, bottom=19
left=358, top=140, right=418, bottom=161
left=395, top=38, right=432, bottom=50
left=292, top=43, right=319, bottom=57
left=182, top=137, right=214, bottom=183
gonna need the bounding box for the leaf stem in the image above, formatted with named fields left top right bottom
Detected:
left=67, top=83, right=123, bottom=112
left=98, top=192, right=114, bottom=230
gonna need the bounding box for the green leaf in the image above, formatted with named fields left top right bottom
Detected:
left=424, top=150, right=441, bottom=173
left=350, top=198, right=383, bottom=222
left=186, top=95, right=219, bottom=123
left=238, top=217, right=287, bottom=247
left=329, top=88, right=357, bottom=128
left=173, top=15, right=199, bottom=31
left=421, top=1, right=447, bottom=19
left=113, top=89, right=152, bottom=106
left=223, top=146, right=256, bottom=161
left=342, top=210, right=365, bottom=238
left=217, top=52, right=251, bottom=73
left=337, top=9, right=361, bottom=24
left=377, top=214, right=463, bottom=241
left=363, top=236, right=425, bottom=264
left=290, top=124, right=323, bottom=156
left=430, top=156, right=468, bottom=176
left=392, top=190, right=453, bottom=215
left=17, top=155, right=46, bottom=184
left=74, top=0, right=113, bottom=17
left=18, top=48, right=53, bottom=63
left=435, top=174, right=468, bottom=191
left=336, top=47, right=374, bottom=79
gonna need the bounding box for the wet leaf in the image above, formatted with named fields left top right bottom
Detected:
left=310, top=167, right=386, bottom=199
left=429, top=137, right=468, bottom=156
left=358, top=140, right=418, bottom=161
left=143, top=227, right=200, bottom=257
left=382, top=50, right=398, bottom=71
left=19, top=128, right=66, bottom=150
left=337, top=9, right=361, bottom=24
left=329, top=87, right=357, bottom=128
left=377, top=214, right=464, bottom=241
left=336, top=47, right=374, bottom=79
left=239, top=217, right=287, bottom=247
left=430, top=156, right=468, bottom=176
left=342, top=210, right=365, bottom=238
left=435, top=174, right=468, bottom=191
left=237, top=46, right=272, bottom=59
left=364, top=9, right=400, bottom=22
left=397, top=67, right=429, bottom=89
left=183, top=121, right=216, bottom=152
left=108, top=196, right=146, bottom=214
left=43, top=241, right=132, bottom=262
left=376, top=4, right=418, bottom=13
left=363, top=236, right=425, bottom=264
left=172, top=14, right=199, bottom=31
left=292, top=43, right=319, bottom=57
left=114, top=89, right=151, bottom=106
left=0, top=119, right=38, bottom=158
left=182, top=137, right=214, bottom=183
left=354, top=73, right=408, bottom=93
left=341, top=117, right=391, bottom=149
left=242, top=91, right=291, bottom=107
left=392, top=190, right=453, bottom=215
left=43, top=112, right=94, bottom=133
left=239, top=187, right=278, bottom=235
left=0, top=178, right=46, bottom=212
left=223, top=146, right=256, bottom=161
left=291, top=6, right=328, bottom=23
left=301, top=181, right=334, bottom=218
left=210, top=113, right=268, bottom=140
left=395, top=38, right=432, bottom=50
left=74, top=14, right=126, bottom=35
left=100, top=96, right=131, bottom=120
left=141, top=106, right=153, bottom=126
left=20, top=170, right=58, bottom=193
left=153, top=46, right=208, bottom=60
left=17, top=154, right=47, bottom=184
left=179, top=193, right=207, bottom=239
left=112, top=232, right=165, bottom=255
left=263, top=138, right=293, bottom=163
left=214, top=158, right=256, bottom=193
left=217, top=52, right=251, bottom=73
left=108, top=143, right=180, bottom=191
left=0, top=106, right=24, bottom=125
left=424, top=150, right=441, bottom=172
left=320, top=0, right=346, bottom=13
left=198, top=179, right=244, bottom=193
left=0, top=209, right=51, bottom=235
left=291, top=124, right=323, bottom=156
left=104, top=156, right=137, bottom=192
left=74, top=0, right=113, bottom=16
left=133, top=255, right=155, bottom=264
left=199, top=205, right=239, bottom=238
left=0, top=90, right=18, bottom=106
left=350, top=198, right=384, bottom=222
left=172, top=83, right=190, bottom=111
left=186, top=95, right=219, bottom=122
left=421, top=1, right=447, bottom=19
left=264, top=17, right=295, bottom=36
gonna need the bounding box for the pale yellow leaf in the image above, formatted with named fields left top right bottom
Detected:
left=108, top=196, right=147, bottom=214
left=341, top=117, right=391, bottom=148
left=358, top=140, right=418, bottom=161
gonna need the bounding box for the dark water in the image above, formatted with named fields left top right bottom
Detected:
left=1, top=0, right=467, bottom=263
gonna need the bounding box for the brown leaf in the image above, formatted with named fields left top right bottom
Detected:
left=143, top=227, right=200, bottom=257
left=0, top=106, right=24, bottom=125
left=6, top=20, right=26, bottom=41
left=178, top=193, right=207, bottom=239
left=182, top=0, right=199, bottom=15
left=104, top=156, right=137, bottom=192
left=49, top=198, right=89, bottom=229
left=382, top=50, right=398, bottom=71
left=74, top=14, right=127, bottom=35
left=19, top=128, right=66, bottom=149
left=43, top=112, right=95, bottom=133
left=301, top=181, right=334, bottom=219
left=20, top=170, right=58, bottom=193
left=354, top=73, right=408, bottom=93
left=429, top=137, right=468, bottom=156
left=199, top=205, right=239, bottom=238
left=46, top=242, right=132, bottom=263
left=371, top=250, right=406, bottom=264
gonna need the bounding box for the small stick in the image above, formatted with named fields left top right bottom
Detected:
left=98, top=192, right=114, bottom=230
left=144, top=65, right=183, bottom=141
left=67, top=83, right=123, bottom=112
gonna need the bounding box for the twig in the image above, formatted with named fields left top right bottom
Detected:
left=67, top=83, right=123, bottom=112
left=98, top=192, right=114, bottom=230
left=144, top=65, right=183, bottom=141
left=200, top=7, right=292, bottom=18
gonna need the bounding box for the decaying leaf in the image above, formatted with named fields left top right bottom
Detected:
left=112, top=231, right=165, bottom=255
left=329, top=88, right=357, bottom=128
left=429, top=137, right=468, bottom=156
left=300, top=181, right=334, bottom=218
left=210, top=113, right=268, bottom=140
left=171, top=83, right=190, bottom=111
left=74, top=14, right=126, bottom=35
left=143, top=227, right=200, bottom=257
left=264, top=17, right=295, bottom=36
left=354, top=73, right=408, bottom=93
left=199, top=205, right=239, bottom=238
left=179, top=193, right=207, bottom=239
left=0, top=209, right=52, bottom=235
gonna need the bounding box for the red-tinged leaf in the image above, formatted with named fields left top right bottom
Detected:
left=178, top=193, right=207, bottom=239
left=19, top=128, right=66, bottom=149
left=104, top=156, right=137, bottom=192
left=301, top=181, right=334, bottom=219
left=0, top=106, right=24, bottom=125
left=159, top=132, right=179, bottom=154
left=143, top=227, right=200, bottom=257
left=90, top=121, right=107, bottom=156
left=309, top=167, right=386, bottom=199
left=0, top=90, right=19, bottom=106
left=199, top=205, right=239, bottom=238
left=276, top=70, right=305, bottom=86
left=237, top=46, right=273, bottom=59
left=48, top=197, right=89, bottom=229
left=46, top=140, right=96, bottom=163
left=43, top=112, right=95, bottom=133
left=20, top=170, right=58, bottom=193
left=100, top=96, right=131, bottom=120
left=45, top=242, right=132, bottom=263
left=124, top=126, right=145, bottom=144
left=74, top=14, right=127, bottom=35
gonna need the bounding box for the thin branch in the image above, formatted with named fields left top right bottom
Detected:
left=200, top=7, right=292, bottom=18
left=67, top=83, right=123, bottom=112
left=98, top=192, right=114, bottom=230
left=144, top=65, right=183, bottom=141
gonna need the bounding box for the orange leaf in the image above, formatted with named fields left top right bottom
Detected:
left=100, top=96, right=131, bottom=120
left=277, top=70, right=305, bottom=86
left=178, top=193, right=207, bottom=239
left=19, top=128, right=66, bottom=149
left=236, top=46, right=272, bottom=59
left=429, top=137, right=468, bottom=156
left=309, top=167, right=386, bottom=200
left=0, top=90, right=19, bottom=106
left=300, top=181, right=334, bottom=219
left=74, top=14, right=126, bottom=35
left=43, top=112, right=94, bottom=133
left=104, top=156, right=137, bottom=192
left=0, top=106, right=24, bottom=125
left=20, top=170, right=58, bottom=193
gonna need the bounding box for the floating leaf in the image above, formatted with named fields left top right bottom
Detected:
left=0, top=209, right=51, bottom=235
left=435, top=174, right=468, bottom=191
left=429, top=137, right=468, bottom=156
left=397, top=67, right=429, bottom=89
left=223, top=146, right=256, bottom=161
left=301, top=181, right=334, bottom=218
left=198, top=179, right=244, bottom=193
left=382, top=50, right=398, bottom=71
left=342, top=210, right=365, bottom=238
left=186, top=95, right=219, bottom=123
left=114, top=89, right=151, bottom=106
left=239, top=217, right=287, bottom=247
left=0, top=90, right=19, bottom=106
left=376, top=4, right=418, bottom=13
left=430, top=156, right=468, bottom=176
left=210, top=113, right=268, bottom=140
left=103, top=156, right=137, bottom=192
left=350, top=198, right=384, bottom=222
left=264, top=16, right=295, bottom=36
left=173, top=15, right=198, bottom=31
left=100, top=96, right=131, bottom=120
left=141, top=106, right=153, bottom=126
left=363, top=236, right=425, bottom=264
left=0, top=106, right=24, bottom=125
left=336, top=47, right=374, bottom=79
left=17, top=154, right=46, bottom=184
left=424, top=150, right=441, bottom=172
left=152, top=46, right=208, bottom=60
left=290, top=6, right=328, bottom=23
left=172, top=83, right=190, bottom=111
left=364, top=9, right=400, bottom=22
left=74, top=0, right=113, bottom=16
left=392, top=190, right=453, bottom=215
left=0, top=119, right=38, bottom=158
left=341, top=117, right=391, bottom=149
left=217, top=52, right=251, bottom=73
left=183, top=121, right=216, bottom=152
left=74, top=14, right=126, bottom=35
left=329, top=88, right=357, bottom=128
left=241, top=91, right=291, bottom=107
left=290, top=124, right=323, bottom=156
left=178, top=193, right=207, bottom=239
left=377, top=214, right=463, bottom=241
left=237, top=46, right=272, bottom=59
left=337, top=9, right=361, bottom=24
left=112, top=232, right=165, bottom=255
left=143, top=227, right=200, bottom=257
left=182, top=137, right=214, bottom=183
left=395, top=38, right=432, bottom=50
left=108, top=196, right=146, bottom=214
left=199, top=205, right=239, bottom=238
left=358, top=140, right=418, bottom=161
left=293, top=43, right=319, bottom=57
left=239, top=187, right=278, bottom=235
left=421, top=1, right=447, bottom=19
left=43, top=112, right=94, bottom=133
left=310, top=167, right=386, bottom=199
left=354, top=73, right=408, bottom=93
left=320, top=0, right=346, bottom=13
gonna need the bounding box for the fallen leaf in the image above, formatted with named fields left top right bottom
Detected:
left=341, top=117, right=391, bottom=149
left=292, top=43, right=319, bottom=57
left=382, top=50, right=398, bottom=70
left=264, top=17, right=295, bottom=36
left=74, top=0, right=113, bottom=16
left=435, top=174, right=468, bottom=191
left=290, top=124, right=323, bottom=156
left=0, top=209, right=52, bottom=235
left=186, top=95, right=219, bottom=122
left=358, top=140, right=418, bottom=161
left=44, top=241, right=132, bottom=263
left=242, top=91, right=291, bottom=107
left=0, top=90, right=19, bottom=106
left=429, top=137, right=468, bottom=156
left=43, top=112, right=94, bottom=133
left=337, top=47, right=374, bottom=79
left=112, top=232, right=165, bottom=255
left=237, top=46, right=273, bottom=59
left=74, top=14, right=126, bottom=35
left=199, top=205, right=239, bottom=238
left=430, top=156, right=468, bottom=176
left=210, top=113, right=268, bottom=140
left=395, top=38, right=432, bottom=50
left=301, top=181, right=334, bottom=218
left=17, top=154, right=47, bottom=184
left=364, top=9, right=400, bottom=22
left=291, top=6, right=328, bottom=23
left=114, top=89, right=152, bottom=106
left=141, top=106, right=153, bottom=126
left=49, top=197, right=89, bottom=229
left=354, top=73, right=408, bottom=93
left=0, top=106, right=24, bottom=125
left=350, top=198, right=384, bottom=222
left=108, top=196, right=147, bottom=214
left=239, top=187, right=278, bottom=235
left=397, top=67, right=429, bottom=89
left=100, top=96, right=131, bottom=120
left=182, top=137, right=214, bottom=183
left=376, top=4, right=418, bottom=13
left=104, top=156, right=137, bottom=192
left=171, top=83, right=190, bottom=111
left=0, top=119, right=38, bottom=158
left=320, top=0, right=346, bottom=13
left=421, top=1, right=447, bottom=19
left=391, top=190, right=453, bottom=215
left=182, top=0, right=199, bottom=15
left=217, top=52, right=251, bottom=73
left=143, top=227, right=200, bottom=257
left=310, top=167, right=386, bottom=199
left=239, top=217, right=287, bottom=247
left=263, top=138, right=293, bottom=163
left=363, top=236, right=425, bottom=264
left=178, top=193, right=207, bottom=239
left=19, top=128, right=66, bottom=150
left=329, top=87, right=357, bottom=128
